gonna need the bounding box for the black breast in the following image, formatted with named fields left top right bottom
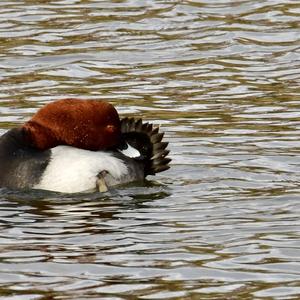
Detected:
left=0, top=128, right=50, bottom=189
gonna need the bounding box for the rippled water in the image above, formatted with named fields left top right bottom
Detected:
left=1, top=0, right=300, bottom=299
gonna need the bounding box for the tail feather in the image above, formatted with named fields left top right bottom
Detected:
left=120, top=117, right=171, bottom=176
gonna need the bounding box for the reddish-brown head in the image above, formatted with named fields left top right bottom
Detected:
left=23, top=98, right=121, bottom=151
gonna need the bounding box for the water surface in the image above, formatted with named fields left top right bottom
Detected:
left=0, top=0, right=300, bottom=299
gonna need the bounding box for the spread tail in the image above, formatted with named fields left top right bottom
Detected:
left=120, top=118, right=171, bottom=176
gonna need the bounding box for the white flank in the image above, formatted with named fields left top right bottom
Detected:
left=118, top=143, right=141, bottom=158
left=34, top=146, right=128, bottom=193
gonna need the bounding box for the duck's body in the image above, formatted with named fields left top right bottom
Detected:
left=34, top=146, right=144, bottom=193
left=0, top=99, right=171, bottom=193
left=0, top=127, right=50, bottom=189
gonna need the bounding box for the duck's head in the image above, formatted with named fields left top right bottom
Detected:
left=23, top=98, right=121, bottom=151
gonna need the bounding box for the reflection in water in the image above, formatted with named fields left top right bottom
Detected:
left=0, top=0, right=300, bottom=299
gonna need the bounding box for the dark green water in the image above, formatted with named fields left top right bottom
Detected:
left=0, top=1, right=300, bottom=299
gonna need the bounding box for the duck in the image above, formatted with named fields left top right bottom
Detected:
left=0, top=98, right=171, bottom=193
